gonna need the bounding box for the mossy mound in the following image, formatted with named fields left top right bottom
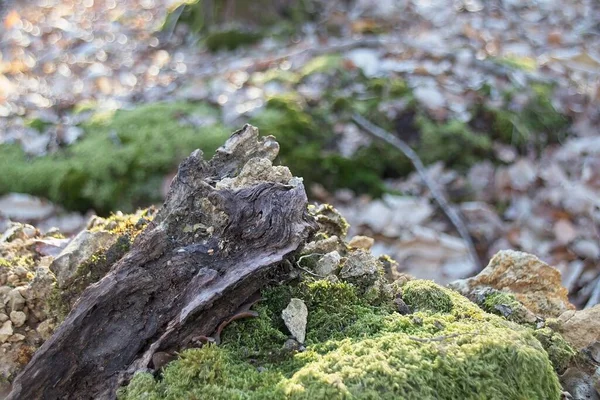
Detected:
left=120, top=266, right=562, bottom=399
left=0, top=102, right=228, bottom=214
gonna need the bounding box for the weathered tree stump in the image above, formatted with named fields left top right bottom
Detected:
left=8, top=125, right=316, bottom=399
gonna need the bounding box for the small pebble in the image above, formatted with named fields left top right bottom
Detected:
left=13, top=266, right=28, bottom=278
left=8, top=334, right=25, bottom=342
left=10, top=311, right=27, bottom=328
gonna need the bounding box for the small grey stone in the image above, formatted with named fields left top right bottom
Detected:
left=7, top=288, right=25, bottom=312
left=585, top=342, right=600, bottom=364
left=0, top=313, right=8, bottom=323
left=50, top=230, right=117, bottom=288
left=348, top=235, right=375, bottom=251
left=281, top=298, right=308, bottom=344
left=283, top=338, right=300, bottom=352
left=0, top=286, right=11, bottom=300
left=36, top=319, right=55, bottom=340
left=339, top=250, right=379, bottom=279
left=13, top=266, right=28, bottom=278
left=559, top=367, right=600, bottom=400
left=394, top=296, right=411, bottom=315
left=314, top=251, right=341, bottom=276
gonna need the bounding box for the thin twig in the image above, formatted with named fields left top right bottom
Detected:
left=295, top=253, right=326, bottom=277
left=352, top=114, right=482, bottom=271
left=195, top=37, right=387, bottom=80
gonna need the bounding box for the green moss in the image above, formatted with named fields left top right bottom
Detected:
left=533, top=327, right=577, bottom=373
left=366, top=78, right=410, bottom=98
left=47, top=284, right=72, bottom=322
left=251, top=68, right=300, bottom=85
left=249, top=95, right=402, bottom=198
left=417, top=116, right=492, bottom=168
left=25, top=117, right=53, bottom=133
left=121, top=275, right=561, bottom=400
left=480, top=83, right=569, bottom=149
left=477, top=290, right=535, bottom=325
left=402, top=280, right=455, bottom=314
left=168, top=0, right=316, bottom=40
left=0, top=102, right=228, bottom=214
left=204, top=29, right=263, bottom=52
left=483, top=291, right=518, bottom=310
left=0, top=256, right=35, bottom=270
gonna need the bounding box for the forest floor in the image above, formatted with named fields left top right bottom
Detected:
left=1, top=0, right=600, bottom=307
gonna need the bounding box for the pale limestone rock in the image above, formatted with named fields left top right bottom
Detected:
left=282, top=298, right=308, bottom=344
left=449, top=250, right=573, bottom=318
left=315, top=251, right=341, bottom=277
left=548, top=306, right=600, bottom=351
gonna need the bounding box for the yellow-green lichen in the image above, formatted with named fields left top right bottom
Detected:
left=0, top=255, right=37, bottom=287
left=307, top=204, right=349, bottom=239
left=120, top=277, right=562, bottom=400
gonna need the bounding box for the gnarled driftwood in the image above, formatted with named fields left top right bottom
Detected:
left=8, top=125, right=316, bottom=399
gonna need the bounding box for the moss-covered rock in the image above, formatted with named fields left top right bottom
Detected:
left=307, top=204, right=349, bottom=239
left=119, top=249, right=562, bottom=400
left=48, top=208, right=155, bottom=321
left=401, top=279, right=455, bottom=314
left=533, top=327, right=577, bottom=374
left=467, top=287, right=537, bottom=325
